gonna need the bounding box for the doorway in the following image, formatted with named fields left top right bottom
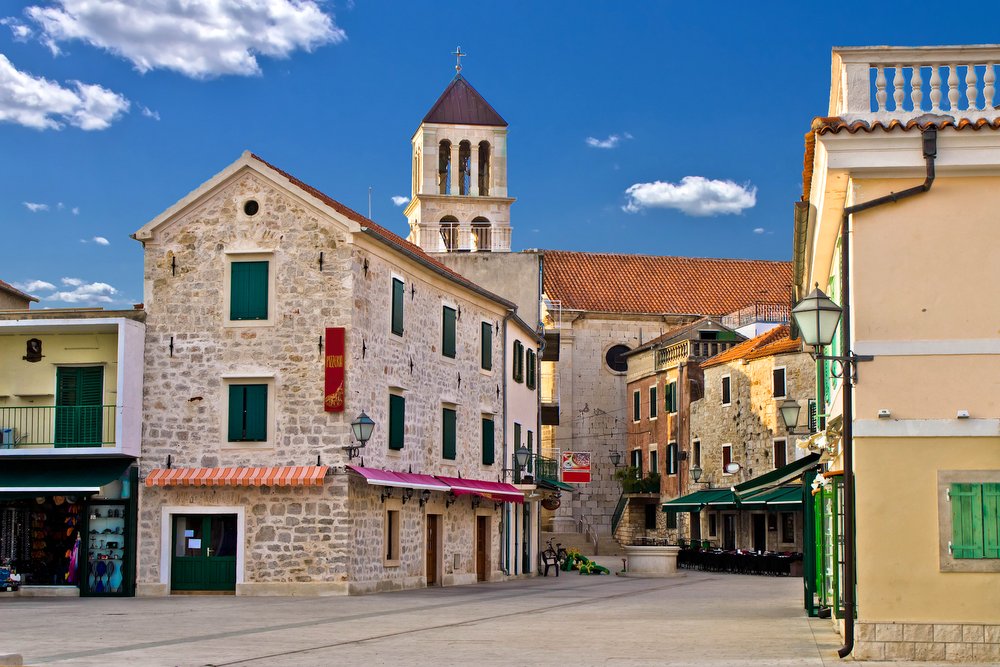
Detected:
left=752, top=514, right=767, bottom=553
left=475, top=516, right=489, bottom=582
left=171, top=515, right=237, bottom=592
left=425, top=514, right=440, bottom=586
left=722, top=514, right=737, bottom=550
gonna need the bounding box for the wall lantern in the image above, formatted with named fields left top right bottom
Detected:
left=609, top=450, right=623, bottom=468
left=515, top=445, right=531, bottom=469
left=778, top=398, right=803, bottom=433
left=418, top=489, right=432, bottom=507
left=690, top=464, right=703, bottom=483
left=344, top=412, right=375, bottom=460
left=791, top=286, right=843, bottom=348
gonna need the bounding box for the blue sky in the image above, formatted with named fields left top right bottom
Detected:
left=0, top=1, right=987, bottom=307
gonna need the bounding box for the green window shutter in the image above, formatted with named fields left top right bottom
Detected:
left=227, top=385, right=244, bottom=441
left=633, top=391, right=640, bottom=421
left=389, top=395, right=405, bottom=450
left=391, top=278, right=405, bottom=335
left=527, top=430, right=533, bottom=451
left=231, top=261, right=268, bottom=320
left=481, top=322, right=492, bottom=370
left=442, top=306, right=456, bottom=358
left=984, top=483, right=1000, bottom=559
left=442, top=408, right=457, bottom=460
left=669, top=382, right=677, bottom=412
left=526, top=350, right=536, bottom=389
left=513, top=341, right=523, bottom=383
left=481, top=418, right=494, bottom=465
left=649, top=387, right=658, bottom=419
left=513, top=422, right=521, bottom=450
left=951, top=483, right=984, bottom=559
left=244, top=384, right=268, bottom=441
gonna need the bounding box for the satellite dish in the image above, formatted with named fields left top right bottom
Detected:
left=724, top=463, right=742, bottom=474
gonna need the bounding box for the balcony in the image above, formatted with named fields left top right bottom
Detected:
left=516, top=452, right=559, bottom=485
left=654, top=339, right=742, bottom=370
left=721, top=302, right=790, bottom=330
left=832, top=45, right=1000, bottom=123
left=0, top=405, right=117, bottom=449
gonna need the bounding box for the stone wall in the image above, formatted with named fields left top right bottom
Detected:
left=854, top=622, right=1000, bottom=662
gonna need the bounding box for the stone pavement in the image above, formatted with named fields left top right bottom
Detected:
left=0, top=570, right=994, bottom=666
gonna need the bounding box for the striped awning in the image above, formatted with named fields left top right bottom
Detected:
left=145, top=466, right=329, bottom=487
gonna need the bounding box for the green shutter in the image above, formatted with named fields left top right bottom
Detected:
left=513, top=422, right=521, bottom=449
left=633, top=391, right=640, bottom=421
left=481, top=322, right=492, bottom=370
left=526, top=350, right=536, bottom=389
left=231, top=261, right=268, bottom=320
left=649, top=387, right=657, bottom=418
left=389, top=394, right=405, bottom=450
left=442, top=307, right=456, bottom=358
left=391, top=278, right=404, bottom=335
left=513, top=341, right=523, bottom=382
left=481, top=418, right=494, bottom=465
left=442, top=408, right=457, bottom=460
left=55, top=366, right=103, bottom=446
left=951, top=483, right=984, bottom=559
left=527, top=430, right=533, bottom=451
left=228, top=385, right=244, bottom=441
left=244, top=385, right=268, bottom=441
left=984, top=483, right=1000, bottom=559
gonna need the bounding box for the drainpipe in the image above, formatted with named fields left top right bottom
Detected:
left=502, top=309, right=513, bottom=575
left=837, top=126, right=936, bottom=659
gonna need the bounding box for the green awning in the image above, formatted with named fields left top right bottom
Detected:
left=537, top=478, right=575, bottom=493
left=732, top=452, right=821, bottom=498
left=662, top=488, right=737, bottom=513
left=0, top=458, right=133, bottom=496
left=740, top=485, right=803, bottom=508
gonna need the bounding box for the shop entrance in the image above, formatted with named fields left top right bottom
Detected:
left=171, top=515, right=237, bottom=592
left=723, top=514, right=737, bottom=550
left=752, top=514, right=767, bottom=553
left=475, top=515, right=488, bottom=582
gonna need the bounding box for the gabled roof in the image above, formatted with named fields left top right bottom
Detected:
left=422, top=75, right=507, bottom=127
left=625, top=317, right=742, bottom=357
left=541, top=251, right=792, bottom=315
left=0, top=279, right=38, bottom=303
left=700, top=325, right=801, bottom=369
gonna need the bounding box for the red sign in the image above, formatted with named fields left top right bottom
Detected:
left=561, top=451, right=591, bottom=483
left=324, top=327, right=345, bottom=412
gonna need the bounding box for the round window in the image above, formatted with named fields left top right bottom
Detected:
left=243, top=200, right=260, bottom=216
left=605, top=344, right=630, bottom=372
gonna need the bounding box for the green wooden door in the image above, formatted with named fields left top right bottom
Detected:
left=171, top=515, right=237, bottom=591
left=55, top=366, right=103, bottom=446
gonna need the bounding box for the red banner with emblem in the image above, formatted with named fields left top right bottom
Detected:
left=324, top=327, right=345, bottom=412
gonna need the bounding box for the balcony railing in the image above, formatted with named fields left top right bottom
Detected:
left=0, top=405, right=116, bottom=448
left=721, top=302, right=790, bottom=329
left=654, top=339, right=742, bottom=369
left=516, top=452, right=558, bottom=485
left=832, top=45, right=1000, bottom=122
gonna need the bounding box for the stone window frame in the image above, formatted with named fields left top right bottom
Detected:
left=223, top=250, right=276, bottom=328
left=220, top=373, right=276, bottom=450
left=773, top=365, right=787, bottom=399
left=721, top=374, right=732, bottom=406
left=772, top=438, right=787, bottom=470
left=938, top=469, right=1000, bottom=573
left=384, top=498, right=402, bottom=567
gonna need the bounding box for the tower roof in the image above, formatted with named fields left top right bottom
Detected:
left=422, top=75, right=507, bottom=127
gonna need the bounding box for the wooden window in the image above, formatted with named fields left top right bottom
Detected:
left=631, top=449, right=642, bottom=478
left=649, top=386, right=658, bottom=419
left=632, top=390, right=641, bottom=422
left=773, top=367, right=787, bottom=398
left=391, top=278, right=404, bottom=336
left=526, top=349, right=537, bottom=390
left=513, top=341, right=524, bottom=383
left=481, top=417, right=494, bottom=465
left=773, top=439, right=787, bottom=469
left=951, top=483, right=1000, bottom=559
left=722, top=444, right=732, bottom=473
left=693, top=440, right=701, bottom=467
left=442, top=407, right=457, bottom=460
left=481, top=322, right=492, bottom=370
left=666, top=511, right=677, bottom=530
left=649, top=448, right=658, bottom=476
left=781, top=512, right=795, bottom=544
left=388, top=394, right=405, bottom=450
left=228, top=384, right=267, bottom=442
left=384, top=507, right=401, bottom=563
left=230, top=260, right=268, bottom=321
left=667, top=443, right=678, bottom=475
left=708, top=513, right=718, bottom=537
left=442, top=306, right=456, bottom=358
left=721, top=375, right=731, bottom=406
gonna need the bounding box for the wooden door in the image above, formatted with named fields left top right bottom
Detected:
left=475, top=516, right=488, bottom=582
left=425, top=515, right=438, bottom=586
left=171, top=515, right=237, bottom=592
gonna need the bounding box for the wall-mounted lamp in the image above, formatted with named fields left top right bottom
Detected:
left=690, top=464, right=708, bottom=485
left=609, top=450, right=623, bottom=468
left=779, top=398, right=809, bottom=435
left=444, top=491, right=457, bottom=508
left=401, top=488, right=414, bottom=504
left=470, top=495, right=481, bottom=510
left=344, top=412, right=375, bottom=460
left=418, top=489, right=432, bottom=507
left=380, top=487, right=394, bottom=503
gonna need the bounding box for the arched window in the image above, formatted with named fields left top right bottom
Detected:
left=478, top=141, right=491, bottom=196
left=471, top=216, right=491, bottom=252
left=438, top=140, right=452, bottom=194
left=458, top=141, right=472, bottom=195
left=439, top=216, right=459, bottom=251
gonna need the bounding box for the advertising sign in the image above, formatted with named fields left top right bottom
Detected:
left=324, top=327, right=345, bottom=412
left=561, top=451, right=591, bottom=483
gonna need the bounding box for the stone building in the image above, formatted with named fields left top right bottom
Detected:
left=684, top=325, right=813, bottom=552
left=132, top=151, right=535, bottom=595
left=0, top=279, right=37, bottom=310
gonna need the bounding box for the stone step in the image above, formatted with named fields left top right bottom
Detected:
left=540, top=531, right=625, bottom=557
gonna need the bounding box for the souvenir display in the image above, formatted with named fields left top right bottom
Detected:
left=85, top=502, right=127, bottom=594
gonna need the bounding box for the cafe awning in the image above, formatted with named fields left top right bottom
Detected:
left=435, top=476, right=524, bottom=504
left=146, top=466, right=328, bottom=487
left=0, top=458, right=133, bottom=495
left=740, top=485, right=803, bottom=508
left=537, top=478, right=575, bottom=493
left=662, top=489, right=737, bottom=513
left=346, top=465, right=450, bottom=491
left=732, top=452, right=821, bottom=498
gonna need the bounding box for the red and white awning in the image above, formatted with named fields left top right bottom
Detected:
left=347, top=466, right=523, bottom=503
left=145, top=466, right=329, bottom=487
left=435, top=476, right=524, bottom=504
left=346, top=465, right=450, bottom=491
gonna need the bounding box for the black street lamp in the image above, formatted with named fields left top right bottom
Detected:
left=609, top=450, right=623, bottom=468
left=345, top=412, right=375, bottom=460
left=778, top=398, right=805, bottom=435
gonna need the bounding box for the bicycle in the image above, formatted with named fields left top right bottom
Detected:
left=538, top=538, right=568, bottom=577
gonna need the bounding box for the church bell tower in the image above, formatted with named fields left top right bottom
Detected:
left=405, top=50, right=514, bottom=253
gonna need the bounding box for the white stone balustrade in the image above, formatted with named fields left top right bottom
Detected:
left=832, top=45, right=1000, bottom=122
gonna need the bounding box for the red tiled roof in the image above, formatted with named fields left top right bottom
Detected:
left=541, top=251, right=791, bottom=315
left=0, top=279, right=38, bottom=303
left=248, top=154, right=515, bottom=309
left=422, top=75, right=507, bottom=127
left=701, top=325, right=801, bottom=368
left=813, top=115, right=1000, bottom=136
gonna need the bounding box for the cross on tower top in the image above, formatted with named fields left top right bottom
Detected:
left=452, top=46, right=466, bottom=74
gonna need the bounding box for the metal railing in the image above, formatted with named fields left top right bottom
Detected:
left=654, top=339, right=743, bottom=369
left=516, top=452, right=559, bottom=485
left=575, top=512, right=599, bottom=552
left=0, top=405, right=116, bottom=448
left=721, top=302, right=790, bottom=329
left=611, top=493, right=628, bottom=536
left=622, top=473, right=661, bottom=495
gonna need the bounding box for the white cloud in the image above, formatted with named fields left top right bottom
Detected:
left=92, top=236, right=109, bottom=245
left=391, top=195, right=409, bottom=207
left=1, top=18, right=32, bottom=40
left=753, top=227, right=765, bottom=234
left=72, top=206, right=80, bottom=215
left=13, top=279, right=55, bottom=292
left=47, top=279, right=118, bottom=304
left=623, top=176, right=757, bottom=216
left=140, top=105, right=159, bottom=121
left=0, top=54, right=129, bottom=130
left=585, top=133, right=631, bottom=149
left=23, top=201, right=49, bottom=212
left=57, top=202, right=64, bottom=210
left=22, top=0, right=346, bottom=79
